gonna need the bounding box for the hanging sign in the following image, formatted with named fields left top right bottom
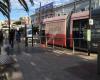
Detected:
left=89, top=19, right=93, bottom=25
left=87, top=29, right=91, bottom=41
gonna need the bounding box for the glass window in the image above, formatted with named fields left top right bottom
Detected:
left=94, top=19, right=100, bottom=28
left=28, top=30, right=32, bottom=34
left=92, top=19, right=100, bottom=38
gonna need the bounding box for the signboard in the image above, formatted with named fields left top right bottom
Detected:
left=87, top=29, right=91, bottom=41
left=89, top=19, right=93, bottom=25
left=35, top=2, right=53, bottom=13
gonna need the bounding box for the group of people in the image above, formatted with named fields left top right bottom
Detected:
left=0, top=28, right=21, bottom=54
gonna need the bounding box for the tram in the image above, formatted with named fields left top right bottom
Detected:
left=43, top=8, right=100, bottom=52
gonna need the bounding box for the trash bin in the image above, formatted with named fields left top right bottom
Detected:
left=97, top=41, right=100, bottom=74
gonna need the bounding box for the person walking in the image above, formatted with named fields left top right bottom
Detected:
left=16, top=29, right=21, bottom=44
left=0, top=29, right=4, bottom=54
left=9, top=29, right=15, bottom=48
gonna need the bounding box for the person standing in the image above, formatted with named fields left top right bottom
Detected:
left=9, top=29, right=15, bottom=48
left=16, top=29, right=21, bottom=43
left=0, top=29, right=4, bottom=54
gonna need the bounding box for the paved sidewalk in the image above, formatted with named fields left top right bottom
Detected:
left=9, top=43, right=100, bottom=80
left=0, top=42, right=23, bottom=80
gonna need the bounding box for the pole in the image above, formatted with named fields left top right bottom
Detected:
left=74, top=0, right=76, bottom=13
left=8, top=13, right=10, bottom=44
left=53, top=38, right=54, bottom=49
left=39, top=2, right=41, bottom=44
left=89, top=0, right=92, bottom=20
left=25, top=12, right=30, bottom=47
left=72, top=0, right=76, bottom=54
left=32, top=22, right=33, bottom=47
left=25, top=24, right=28, bottom=47
left=46, top=36, right=48, bottom=47
left=73, top=39, right=75, bottom=54
left=88, top=0, right=92, bottom=56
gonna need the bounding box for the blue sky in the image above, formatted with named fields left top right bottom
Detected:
left=0, top=0, right=71, bottom=21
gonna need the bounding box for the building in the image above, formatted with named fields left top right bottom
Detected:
left=30, top=14, right=37, bottom=26
left=20, top=16, right=31, bottom=26
left=31, top=0, right=100, bottom=29
left=2, top=20, right=16, bottom=28
left=54, top=0, right=100, bottom=16
left=32, top=2, right=54, bottom=26
left=0, top=21, right=4, bottom=29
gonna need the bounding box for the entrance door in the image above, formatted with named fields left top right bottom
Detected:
left=73, top=19, right=88, bottom=50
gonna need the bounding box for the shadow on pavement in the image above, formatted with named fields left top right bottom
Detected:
left=5, top=42, right=98, bottom=80
left=65, top=62, right=100, bottom=80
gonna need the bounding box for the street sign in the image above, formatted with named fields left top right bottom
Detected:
left=89, top=19, right=93, bottom=25
left=87, top=29, right=91, bottom=41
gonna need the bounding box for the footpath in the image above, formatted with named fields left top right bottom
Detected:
left=11, top=43, right=100, bottom=80
left=1, top=42, right=100, bottom=80
left=0, top=42, right=23, bottom=80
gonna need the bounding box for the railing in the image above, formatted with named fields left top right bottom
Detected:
left=39, top=36, right=66, bottom=48
left=39, top=36, right=88, bottom=54
left=25, top=35, right=89, bottom=55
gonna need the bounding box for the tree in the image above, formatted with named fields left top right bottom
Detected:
left=0, top=0, right=34, bottom=29
left=0, top=0, right=34, bottom=45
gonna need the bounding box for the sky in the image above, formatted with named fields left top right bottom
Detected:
left=0, top=0, right=71, bottom=21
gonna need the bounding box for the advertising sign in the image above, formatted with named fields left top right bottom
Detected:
left=89, top=19, right=93, bottom=25
left=35, top=2, right=53, bottom=13
left=87, top=29, right=91, bottom=41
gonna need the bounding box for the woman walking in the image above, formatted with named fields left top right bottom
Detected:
left=16, top=29, right=21, bottom=49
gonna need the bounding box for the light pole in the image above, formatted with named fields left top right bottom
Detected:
left=25, top=13, right=30, bottom=47
left=39, top=2, right=42, bottom=44
left=32, top=21, right=34, bottom=47
left=72, top=0, right=76, bottom=54
left=25, top=22, right=28, bottom=47
left=88, top=0, right=92, bottom=56
left=74, top=0, right=76, bottom=13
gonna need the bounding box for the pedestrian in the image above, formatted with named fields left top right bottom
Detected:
left=9, top=29, right=15, bottom=48
left=0, top=29, right=4, bottom=54
left=16, top=29, right=21, bottom=43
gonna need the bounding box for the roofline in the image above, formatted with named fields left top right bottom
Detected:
left=55, top=0, right=88, bottom=9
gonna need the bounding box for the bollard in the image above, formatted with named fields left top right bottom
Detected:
left=53, top=38, right=54, bottom=49
left=40, top=36, right=41, bottom=45
left=73, top=39, right=75, bottom=55
left=97, top=41, right=100, bottom=75
left=46, top=36, right=48, bottom=47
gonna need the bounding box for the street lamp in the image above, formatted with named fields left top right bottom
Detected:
left=39, top=2, right=42, bottom=44
left=31, top=21, right=34, bottom=47
left=87, top=0, right=92, bottom=56
left=39, top=2, right=41, bottom=32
